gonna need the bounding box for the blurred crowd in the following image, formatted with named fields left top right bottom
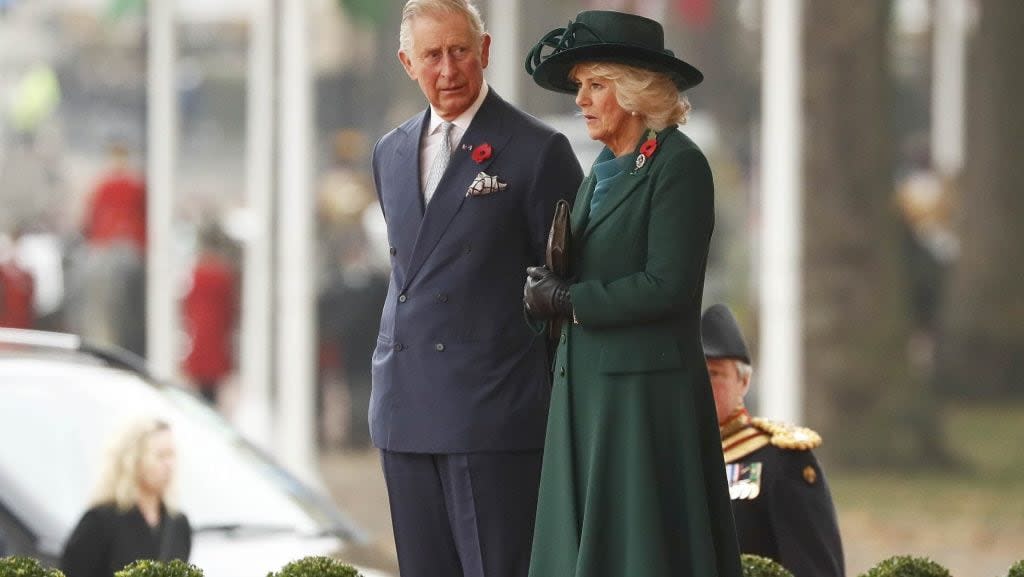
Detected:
left=0, top=128, right=389, bottom=450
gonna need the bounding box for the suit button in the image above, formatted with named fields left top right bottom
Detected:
left=464, top=244, right=472, bottom=255
left=437, top=293, right=448, bottom=303
left=560, top=333, right=566, bottom=344
left=398, top=294, right=408, bottom=303
left=394, top=343, right=405, bottom=352
left=435, top=343, right=445, bottom=352
left=559, top=366, right=566, bottom=377
left=390, top=247, right=397, bottom=256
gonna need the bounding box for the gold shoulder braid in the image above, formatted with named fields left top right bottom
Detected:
left=749, top=417, right=823, bottom=451
left=721, top=410, right=771, bottom=464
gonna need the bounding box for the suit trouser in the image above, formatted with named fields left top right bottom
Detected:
left=380, top=450, right=543, bottom=577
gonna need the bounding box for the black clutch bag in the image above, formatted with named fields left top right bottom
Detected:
left=545, top=199, right=571, bottom=344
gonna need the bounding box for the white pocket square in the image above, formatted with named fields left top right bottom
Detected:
left=466, top=172, right=507, bottom=197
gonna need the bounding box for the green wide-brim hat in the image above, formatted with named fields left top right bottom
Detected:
left=525, top=10, right=703, bottom=94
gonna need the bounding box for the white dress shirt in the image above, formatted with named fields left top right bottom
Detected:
left=419, top=81, right=490, bottom=200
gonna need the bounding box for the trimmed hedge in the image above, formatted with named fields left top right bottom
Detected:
left=1008, top=560, right=1024, bottom=577
left=740, top=554, right=795, bottom=577
left=0, top=556, right=65, bottom=577
left=114, top=560, right=204, bottom=577
left=267, top=556, right=361, bottom=577
left=859, top=555, right=952, bottom=577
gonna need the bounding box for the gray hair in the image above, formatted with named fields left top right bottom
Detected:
left=399, top=0, right=486, bottom=54
left=735, top=360, right=753, bottom=383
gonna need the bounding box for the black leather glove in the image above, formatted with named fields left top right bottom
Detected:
left=524, top=266, right=573, bottom=320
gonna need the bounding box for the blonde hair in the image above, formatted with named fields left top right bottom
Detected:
left=399, top=0, right=486, bottom=53
left=571, top=62, right=691, bottom=130
left=91, top=417, right=179, bottom=513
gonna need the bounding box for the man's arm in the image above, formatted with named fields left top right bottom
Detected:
left=524, top=132, right=583, bottom=265
left=370, top=135, right=388, bottom=220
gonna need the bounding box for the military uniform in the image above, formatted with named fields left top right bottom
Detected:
left=721, top=409, right=845, bottom=577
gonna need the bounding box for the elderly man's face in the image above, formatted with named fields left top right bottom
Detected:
left=399, top=13, right=490, bottom=121
left=706, top=358, right=750, bottom=423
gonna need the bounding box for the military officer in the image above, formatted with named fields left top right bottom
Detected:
left=702, top=304, right=846, bottom=577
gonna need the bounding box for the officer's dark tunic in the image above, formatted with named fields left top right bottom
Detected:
left=722, top=410, right=845, bottom=577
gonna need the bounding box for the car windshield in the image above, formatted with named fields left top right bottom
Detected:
left=0, top=355, right=343, bottom=542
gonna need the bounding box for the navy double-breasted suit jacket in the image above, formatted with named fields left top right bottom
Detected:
left=369, top=89, right=583, bottom=453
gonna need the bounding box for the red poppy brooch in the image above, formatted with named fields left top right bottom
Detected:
left=471, top=142, right=493, bottom=164
left=633, top=129, right=658, bottom=174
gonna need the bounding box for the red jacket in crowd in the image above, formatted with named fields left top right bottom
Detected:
left=182, top=255, right=237, bottom=387
left=85, top=171, right=147, bottom=251
left=0, top=261, right=34, bottom=329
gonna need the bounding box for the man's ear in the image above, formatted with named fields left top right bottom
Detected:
left=479, top=33, right=491, bottom=69
left=398, top=49, right=417, bottom=80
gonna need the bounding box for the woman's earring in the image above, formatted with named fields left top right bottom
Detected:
left=631, top=111, right=638, bottom=116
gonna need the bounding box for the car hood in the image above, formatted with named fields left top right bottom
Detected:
left=191, top=533, right=393, bottom=577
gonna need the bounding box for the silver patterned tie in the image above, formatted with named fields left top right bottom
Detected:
left=423, top=121, right=454, bottom=205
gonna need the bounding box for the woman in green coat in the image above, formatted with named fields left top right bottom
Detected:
left=523, top=10, right=742, bottom=577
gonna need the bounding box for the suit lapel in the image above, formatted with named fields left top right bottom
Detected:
left=403, top=90, right=511, bottom=289
left=583, top=172, right=649, bottom=239
left=394, top=110, right=429, bottom=220
left=382, top=112, right=428, bottom=287
left=582, top=127, right=673, bottom=239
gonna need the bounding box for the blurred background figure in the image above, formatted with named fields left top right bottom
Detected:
left=0, top=231, right=35, bottom=329
left=316, top=128, right=387, bottom=449
left=7, top=62, right=61, bottom=150
left=182, top=222, right=238, bottom=407
left=895, top=136, right=959, bottom=370
left=82, top=141, right=146, bottom=253
left=65, top=140, right=147, bottom=355
left=61, top=418, right=192, bottom=577
left=703, top=304, right=844, bottom=577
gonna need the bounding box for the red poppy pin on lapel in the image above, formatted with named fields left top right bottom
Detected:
left=633, top=129, right=658, bottom=173
left=472, top=142, right=493, bottom=164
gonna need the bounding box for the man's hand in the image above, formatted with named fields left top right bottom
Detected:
left=524, top=266, right=573, bottom=320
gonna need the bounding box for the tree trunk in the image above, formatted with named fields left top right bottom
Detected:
left=940, top=0, right=1024, bottom=398
left=802, top=0, right=947, bottom=466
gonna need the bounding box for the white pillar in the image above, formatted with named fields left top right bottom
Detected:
left=237, top=0, right=275, bottom=449
left=146, top=0, right=178, bottom=380
left=276, top=0, right=317, bottom=480
left=758, top=0, right=804, bottom=424
left=931, top=0, right=967, bottom=177
left=485, top=0, right=520, bottom=105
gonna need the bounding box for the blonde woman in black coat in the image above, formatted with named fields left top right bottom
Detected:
left=61, top=418, right=191, bottom=577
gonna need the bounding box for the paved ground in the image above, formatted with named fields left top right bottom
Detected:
left=319, top=448, right=1024, bottom=577
left=319, top=448, right=399, bottom=576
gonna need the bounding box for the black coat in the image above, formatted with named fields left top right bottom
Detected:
left=60, top=503, right=191, bottom=577
left=723, top=415, right=845, bottom=577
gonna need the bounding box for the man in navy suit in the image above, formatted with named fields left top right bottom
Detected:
left=369, top=2, right=583, bottom=576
